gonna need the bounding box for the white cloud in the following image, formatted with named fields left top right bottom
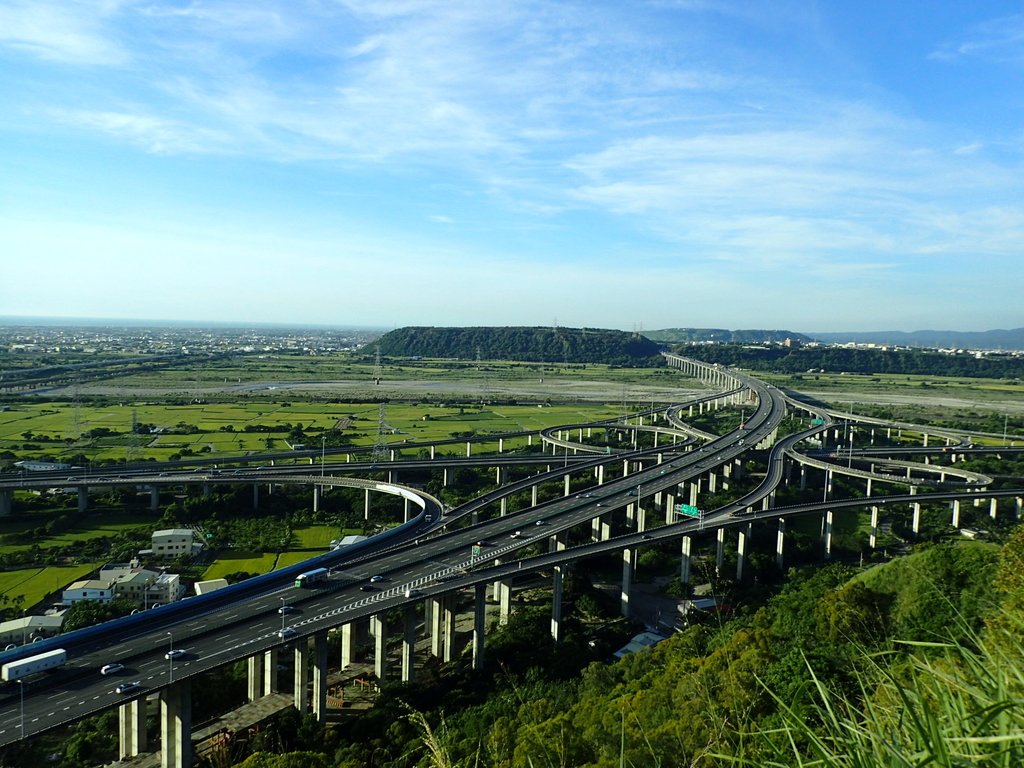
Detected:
left=0, top=0, right=128, bottom=64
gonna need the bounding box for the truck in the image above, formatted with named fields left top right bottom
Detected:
left=2, top=648, right=67, bottom=682
left=294, top=567, right=329, bottom=588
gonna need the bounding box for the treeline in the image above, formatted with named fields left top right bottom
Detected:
left=375, top=326, right=665, bottom=366
left=648, top=327, right=813, bottom=343
left=674, top=342, right=1024, bottom=378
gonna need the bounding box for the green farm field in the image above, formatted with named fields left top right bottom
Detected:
left=0, top=400, right=627, bottom=464
left=0, top=564, right=102, bottom=606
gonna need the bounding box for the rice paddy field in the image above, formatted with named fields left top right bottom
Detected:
left=0, top=400, right=628, bottom=464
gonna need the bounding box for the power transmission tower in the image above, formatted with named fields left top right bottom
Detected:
left=373, top=347, right=382, bottom=386
left=126, top=409, right=140, bottom=463
left=371, top=402, right=389, bottom=462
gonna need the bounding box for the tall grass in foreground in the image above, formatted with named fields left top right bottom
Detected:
left=726, top=614, right=1024, bottom=768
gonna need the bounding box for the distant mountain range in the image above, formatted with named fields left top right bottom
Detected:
left=648, top=327, right=1024, bottom=350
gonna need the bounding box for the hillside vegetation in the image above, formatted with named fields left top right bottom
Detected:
left=675, top=342, right=1024, bottom=378
left=374, top=326, right=665, bottom=366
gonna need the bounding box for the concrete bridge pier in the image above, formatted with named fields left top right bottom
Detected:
left=150, top=486, right=160, bottom=511
left=531, top=485, right=539, bottom=507
left=293, top=638, right=309, bottom=712
left=0, top=490, right=10, bottom=516
left=312, top=485, right=320, bottom=512
left=78, top=486, right=89, bottom=513
left=910, top=487, right=921, bottom=535
left=870, top=506, right=879, bottom=549
left=990, top=497, right=998, bottom=520
left=402, top=604, right=417, bottom=682
left=472, top=584, right=487, bottom=670
left=776, top=518, right=786, bottom=570
left=160, top=679, right=192, bottom=768
left=1017, top=496, right=1023, bottom=520
left=736, top=522, right=751, bottom=581
left=312, top=631, right=328, bottom=722
left=364, top=488, right=372, bottom=520
left=340, top=622, right=354, bottom=670
left=952, top=499, right=961, bottom=528
left=715, top=527, right=725, bottom=575
left=680, top=535, right=692, bottom=588
left=118, top=699, right=147, bottom=759
left=563, top=474, right=571, bottom=496
left=252, top=483, right=259, bottom=511
left=664, top=492, right=676, bottom=525
left=371, top=614, right=387, bottom=681
left=621, top=547, right=635, bottom=617
left=442, top=596, right=457, bottom=663
left=551, top=565, right=564, bottom=642
left=823, top=510, right=834, bottom=560
left=247, top=653, right=264, bottom=701
left=498, top=581, right=512, bottom=625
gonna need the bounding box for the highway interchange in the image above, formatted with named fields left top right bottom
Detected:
left=0, top=355, right=1020, bottom=755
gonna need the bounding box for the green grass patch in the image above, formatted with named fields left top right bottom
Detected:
left=200, top=552, right=278, bottom=579
left=0, top=563, right=103, bottom=609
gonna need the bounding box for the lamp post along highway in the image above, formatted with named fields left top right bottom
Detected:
left=17, top=679, right=24, bottom=740
left=280, top=597, right=286, bottom=633
left=166, top=631, right=173, bottom=683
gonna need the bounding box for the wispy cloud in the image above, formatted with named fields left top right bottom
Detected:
left=0, top=0, right=129, bottom=64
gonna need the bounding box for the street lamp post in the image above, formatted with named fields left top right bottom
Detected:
left=280, top=597, right=286, bottom=633
left=17, top=679, right=24, bottom=740
left=166, top=631, right=173, bottom=683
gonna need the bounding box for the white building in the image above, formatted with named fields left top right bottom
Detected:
left=151, top=528, right=200, bottom=558
left=0, top=615, right=64, bottom=647
left=62, top=579, right=114, bottom=606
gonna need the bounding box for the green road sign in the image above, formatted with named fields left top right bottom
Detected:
left=675, top=504, right=701, bottom=518
left=471, top=545, right=482, bottom=557
left=812, top=418, right=825, bottom=425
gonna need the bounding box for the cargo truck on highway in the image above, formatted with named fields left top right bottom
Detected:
left=2, top=648, right=67, bottom=682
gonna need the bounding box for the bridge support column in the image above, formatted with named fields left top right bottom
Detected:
left=824, top=510, right=834, bottom=560
left=160, top=679, right=192, bottom=768
left=293, top=638, right=309, bottom=713
left=150, top=486, right=160, bottom=511
left=952, top=499, right=961, bottom=528
left=78, top=486, right=88, bottom=513
left=621, top=547, right=635, bottom=617
left=364, top=488, right=371, bottom=520
left=776, top=518, right=786, bottom=570
left=869, top=506, right=879, bottom=549
left=430, top=597, right=444, bottom=655
left=591, top=516, right=601, bottom=542
left=313, top=485, right=320, bottom=512
left=597, top=465, right=604, bottom=485
left=532, top=485, right=538, bottom=506
left=466, top=441, right=472, bottom=457
left=736, top=522, right=751, bottom=581
left=119, top=699, right=147, bottom=759
left=865, top=477, right=872, bottom=497
left=689, top=482, right=699, bottom=507
left=680, top=535, right=692, bottom=588
left=715, top=527, right=725, bottom=576
left=551, top=565, right=564, bottom=642
left=472, top=583, right=487, bottom=670
left=1017, top=496, right=1023, bottom=521
left=252, top=483, right=259, bottom=511
left=707, top=472, right=717, bottom=493
left=442, top=595, right=457, bottom=664
left=799, top=466, right=807, bottom=491
left=340, top=622, right=354, bottom=670
left=371, top=614, right=388, bottom=680
left=911, top=497, right=921, bottom=536
left=247, top=653, right=265, bottom=701
left=401, top=603, right=417, bottom=683
left=498, top=580, right=512, bottom=625
left=990, top=497, right=998, bottom=520
left=0, top=490, right=10, bottom=516
left=664, top=492, right=676, bottom=525
left=312, top=630, right=328, bottom=722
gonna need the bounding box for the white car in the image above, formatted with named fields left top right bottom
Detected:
left=116, top=681, right=142, bottom=695
left=164, top=648, right=187, bottom=660
left=100, top=663, right=124, bottom=676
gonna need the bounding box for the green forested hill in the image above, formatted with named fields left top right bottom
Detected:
left=218, top=536, right=1024, bottom=768
left=674, top=342, right=1024, bottom=378
left=374, top=326, right=665, bottom=366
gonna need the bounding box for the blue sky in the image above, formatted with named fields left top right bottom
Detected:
left=1, top=1, right=1021, bottom=333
